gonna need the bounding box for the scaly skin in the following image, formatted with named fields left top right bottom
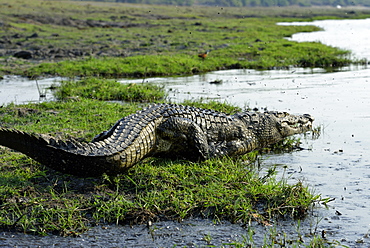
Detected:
left=0, top=104, right=313, bottom=177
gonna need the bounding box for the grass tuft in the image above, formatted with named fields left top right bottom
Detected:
left=53, top=77, right=165, bottom=102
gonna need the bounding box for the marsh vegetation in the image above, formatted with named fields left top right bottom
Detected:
left=2, top=0, right=370, bottom=78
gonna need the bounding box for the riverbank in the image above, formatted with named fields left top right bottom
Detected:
left=1, top=0, right=370, bottom=78
left=0, top=96, right=325, bottom=245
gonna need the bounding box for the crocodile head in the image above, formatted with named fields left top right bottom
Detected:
left=271, top=111, right=313, bottom=136
left=244, top=111, right=314, bottom=147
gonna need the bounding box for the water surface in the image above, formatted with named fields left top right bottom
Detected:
left=279, top=18, right=370, bottom=60
left=0, top=76, right=58, bottom=105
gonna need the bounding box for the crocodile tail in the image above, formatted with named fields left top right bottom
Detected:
left=0, top=128, right=123, bottom=177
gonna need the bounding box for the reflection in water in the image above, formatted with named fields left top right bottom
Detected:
left=0, top=76, right=59, bottom=105
left=1, top=19, right=370, bottom=247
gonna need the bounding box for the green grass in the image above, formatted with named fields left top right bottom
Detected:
left=1, top=0, right=366, bottom=78
left=53, top=77, right=165, bottom=102
left=23, top=41, right=352, bottom=78
left=0, top=100, right=142, bottom=144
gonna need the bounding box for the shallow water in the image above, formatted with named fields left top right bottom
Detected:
left=0, top=76, right=59, bottom=105
left=1, top=19, right=370, bottom=247
left=0, top=220, right=248, bottom=247
left=279, top=18, right=370, bottom=60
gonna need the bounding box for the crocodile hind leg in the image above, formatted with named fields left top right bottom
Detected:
left=155, top=117, right=209, bottom=160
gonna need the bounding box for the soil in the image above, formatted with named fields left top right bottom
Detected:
left=0, top=14, right=159, bottom=61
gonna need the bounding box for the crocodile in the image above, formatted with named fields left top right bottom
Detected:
left=0, top=104, right=313, bottom=177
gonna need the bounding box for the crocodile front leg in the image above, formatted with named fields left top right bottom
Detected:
left=155, top=117, right=210, bottom=160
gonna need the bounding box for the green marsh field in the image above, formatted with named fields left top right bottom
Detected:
left=2, top=0, right=370, bottom=78
left=1, top=0, right=369, bottom=246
